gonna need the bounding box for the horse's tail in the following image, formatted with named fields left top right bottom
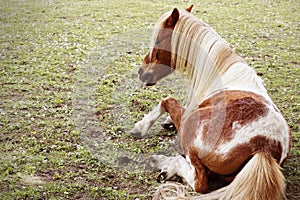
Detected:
left=153, top=152, right=286, bottom=200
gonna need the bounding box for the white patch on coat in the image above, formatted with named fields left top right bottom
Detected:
left=193, top=121, right=214, bottom=158
left=179, top=155, right=196, bottom=190
left=232, top=121, right=242, bottom=131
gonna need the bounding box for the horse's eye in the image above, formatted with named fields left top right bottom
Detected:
left=155, top=40, right=161, bottom=45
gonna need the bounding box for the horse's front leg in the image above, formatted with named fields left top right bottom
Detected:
left=160, top=97, right=185, bottom=130
left=130, top=97, right=184, bottom=138
left=130, top=101, right=166, bottom=138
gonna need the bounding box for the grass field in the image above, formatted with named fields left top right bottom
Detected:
left=1, top=0, right=299, bottom=199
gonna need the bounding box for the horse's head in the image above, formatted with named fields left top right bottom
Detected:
left=138, top=5, right=193, bottom=86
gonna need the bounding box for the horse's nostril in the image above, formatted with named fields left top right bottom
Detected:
left=138, top=68, right=143, bottom=76
left=143, top=72, right=151, bottom=81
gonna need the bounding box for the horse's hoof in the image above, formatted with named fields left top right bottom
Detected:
left=161, top=122, right=176, bottom=131
left=147, top=156, right=158, bottom=168
left=157, top=171, right=168, bottom=183
left=130, top=128, right=143, bottom=138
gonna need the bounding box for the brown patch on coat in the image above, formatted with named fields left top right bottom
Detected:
left=180, top=90, right=269, bottom=153
left=201, top=90, right=269, bottom=143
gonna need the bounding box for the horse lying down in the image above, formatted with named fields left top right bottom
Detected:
left=130, top=5, right=291, bottom=200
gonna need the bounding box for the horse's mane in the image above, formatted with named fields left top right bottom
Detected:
left=150, top=9, right=267, bottom=117
left=171, top=10, right=245, bottom=74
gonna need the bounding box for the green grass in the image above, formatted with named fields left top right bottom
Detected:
left=0, top=0, right=299, bottom=199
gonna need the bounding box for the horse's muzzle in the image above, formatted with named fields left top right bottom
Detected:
left=139, top=69, right=157, bottom=87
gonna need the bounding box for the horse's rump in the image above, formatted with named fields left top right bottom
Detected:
left=180, top=90, right=289, bottom=176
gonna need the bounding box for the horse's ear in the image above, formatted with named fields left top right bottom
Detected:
left=166, top=8, right=179, bottom=28
left=186, top=4, right=193, bottom=12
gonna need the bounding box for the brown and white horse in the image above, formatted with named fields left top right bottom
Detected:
left=130, top=6, right=291, bottom=200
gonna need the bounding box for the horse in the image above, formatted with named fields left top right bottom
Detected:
left=130, top=5, right=291, bottom=200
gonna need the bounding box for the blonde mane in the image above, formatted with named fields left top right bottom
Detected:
left=150, top=9, right=268, bottom=117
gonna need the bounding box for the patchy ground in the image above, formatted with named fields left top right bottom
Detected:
left=0, top=0, right=299, bottom=199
